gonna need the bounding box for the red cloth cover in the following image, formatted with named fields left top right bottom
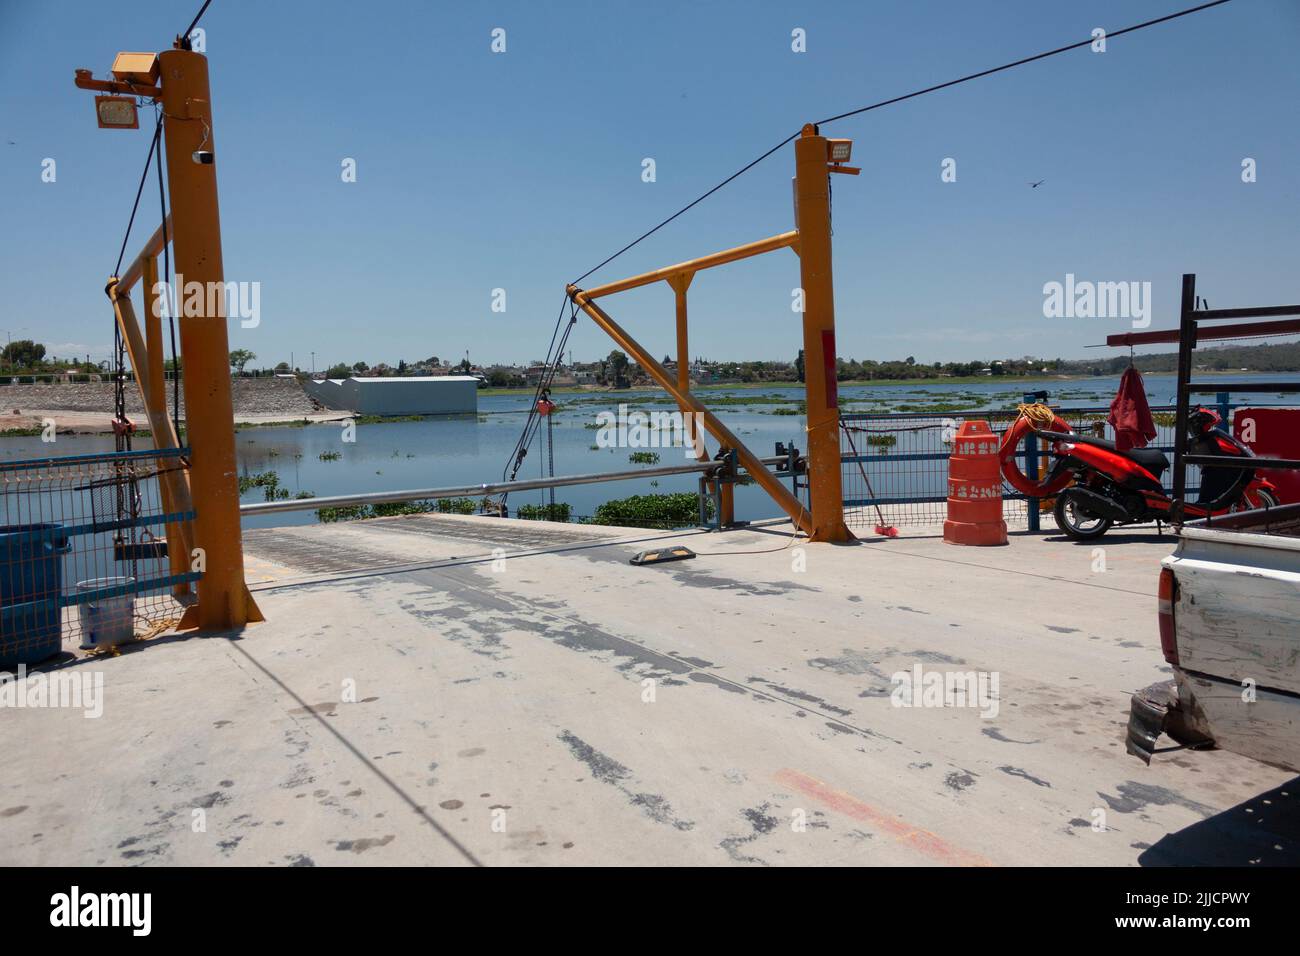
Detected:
left=1108, top=366, right=1157, bottom=451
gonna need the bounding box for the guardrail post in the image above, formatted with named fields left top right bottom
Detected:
left=1171, top=274, right=1197, bottom=524
left=1022, top=392, right=1040, bottom=532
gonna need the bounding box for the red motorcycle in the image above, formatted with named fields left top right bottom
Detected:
left=1001, top=408, right=1279, bottom=541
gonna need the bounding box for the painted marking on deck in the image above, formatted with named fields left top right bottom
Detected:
left=775, top=768, right=991, bottom=866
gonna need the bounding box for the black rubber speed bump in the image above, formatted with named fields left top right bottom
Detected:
left=629, top=546, right=696, bottom=566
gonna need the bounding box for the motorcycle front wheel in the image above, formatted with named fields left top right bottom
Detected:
left=1053, top=489, right=1113, bottom=541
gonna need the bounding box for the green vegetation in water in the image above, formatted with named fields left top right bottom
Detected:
left=589, top=492, right=711, bottom=530
left=319, top=450, right=342, bottom=461
left=516, top=502, right=573, bottom=522
left=315, top=495, right=483, bottom=523
left=566, top=392, right=803, bottom=409
left=889, top=402, right=971, bottom=413
left=628, top=451, right=660, bottom=465
left=239, top=471, right=292, bottom=501
left=865, top=434, right=898, bottom=448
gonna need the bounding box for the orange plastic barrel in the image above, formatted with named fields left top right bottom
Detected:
left=944, top=421, right=1008, bottom=546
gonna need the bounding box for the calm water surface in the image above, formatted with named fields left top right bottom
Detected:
left=7, top=373, right=1297, bottom=528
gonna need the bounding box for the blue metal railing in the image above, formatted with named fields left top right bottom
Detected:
left=839, top=396, right=1240, bottom=530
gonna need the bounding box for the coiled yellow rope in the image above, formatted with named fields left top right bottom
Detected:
left=1016, top=402, right=1059, bottom=429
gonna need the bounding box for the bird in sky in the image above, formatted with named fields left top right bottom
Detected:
left=1029, top=180, right=1046, bottom=188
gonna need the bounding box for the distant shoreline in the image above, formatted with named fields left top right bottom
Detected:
left=5, top=369, right=1295, bottom=438
left=484, top=368, right=1293, bottom=396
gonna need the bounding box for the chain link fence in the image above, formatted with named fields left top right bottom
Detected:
left=840, top=404, right=1200, bottom=531
left=1, top=447, right=200, bottom=664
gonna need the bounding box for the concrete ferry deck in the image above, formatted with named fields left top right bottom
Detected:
left=1, top=513, right=1295, bottom=866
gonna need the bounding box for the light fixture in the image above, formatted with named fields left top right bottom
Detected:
left=95, top=96, right=139, bottom=130
left=110, top=52, right=159, bottom=86
left=827, top=139, right=853, bottom=163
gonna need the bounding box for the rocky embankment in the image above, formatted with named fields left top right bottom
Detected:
left=1, top=377, right=320, bottom=422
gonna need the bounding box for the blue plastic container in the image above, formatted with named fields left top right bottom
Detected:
left=0, top=523, right=70, bottom=665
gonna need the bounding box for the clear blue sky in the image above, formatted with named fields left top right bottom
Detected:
left=1, top=0, right=1296, bottom=370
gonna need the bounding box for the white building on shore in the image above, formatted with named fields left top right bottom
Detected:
left=301, top=376, right=478, bottom=416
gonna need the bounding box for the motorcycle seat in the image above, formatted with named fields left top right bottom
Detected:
left=1064, top=434, right=1170, bottom=480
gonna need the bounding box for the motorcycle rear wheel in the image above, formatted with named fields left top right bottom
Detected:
left=1233, top=487, right=1279, bottom=512
left=1053, top=489, right=1114, bottom=541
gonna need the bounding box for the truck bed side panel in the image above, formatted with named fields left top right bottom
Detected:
left=1176, top=672, right=1300, bottom=773
left=1169, top=546, right=1300, bottom=696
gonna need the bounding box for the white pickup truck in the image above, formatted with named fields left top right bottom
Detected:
left=1127, top=503, right=1300, bottom=773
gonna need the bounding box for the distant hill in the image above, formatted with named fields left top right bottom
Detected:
left=1060, top=341, right=1300, bottom=376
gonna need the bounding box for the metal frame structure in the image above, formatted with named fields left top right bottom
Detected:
left=77, top=47, right=261, bottom=631
left=1108, top=273, right=1300, bottom=524
left=566, top=124, right=857, bottom=542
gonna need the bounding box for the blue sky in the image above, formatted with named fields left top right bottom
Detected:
left=1, top=0, right=1296, bottom=370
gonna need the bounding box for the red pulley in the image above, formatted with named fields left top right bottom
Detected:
left=536, top=398, right=556, bottom=416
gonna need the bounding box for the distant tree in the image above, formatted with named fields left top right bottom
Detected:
left=229, top=348, right=256, bottom=374
left=274, top=361, right=291, bottom=373
left=3, top=340, right=45, bottom=368
left=397, top=359, right=408, bottom=374
left=457, top=358, right=472, bottom=373
left=606, top=349, right=629, bottom=387
left=325, top=362, right=352, bottom=378
left=794, top=349, right=805, bottom=383
left=353, top=361, right=369, bottom=373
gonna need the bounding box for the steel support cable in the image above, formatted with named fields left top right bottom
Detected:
left=568, top=0, right=1234, bottom=288
left=180, top=0, right=214, bottom=47
left=501, top=292, right=572, bottom=482
left=513, top=306, right=577, bottom=466
left=570, top=132, right=799, bottom=286
left=519, top=1, right=1236, bottom=511
left=153, top=105, right=183, bottom=447
left=112, top=117, right=163, bottom=278
left=111, top=0, right=216, bottom=273
left=814, top=0, right=1233, bottom=126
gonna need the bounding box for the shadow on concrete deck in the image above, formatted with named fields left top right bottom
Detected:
left=1138, top=776, right=1300, bottom=866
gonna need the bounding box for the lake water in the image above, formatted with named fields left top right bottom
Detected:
left=7, top=372, right=1298, bottom=529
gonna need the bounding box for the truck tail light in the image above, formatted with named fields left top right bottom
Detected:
left=1157, top=568, right=1178, bottom=665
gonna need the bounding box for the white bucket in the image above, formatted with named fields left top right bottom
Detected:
left=77, top=576, right=136, bottom=650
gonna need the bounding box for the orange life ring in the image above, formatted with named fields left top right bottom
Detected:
left=999, top=413, right=1074, bottom=497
